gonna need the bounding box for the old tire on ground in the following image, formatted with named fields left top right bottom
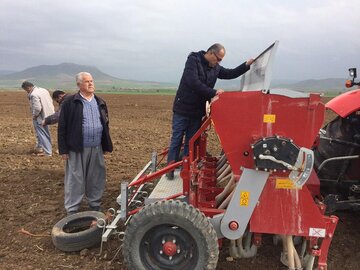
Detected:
left=123, top=200, right=219, bottom=270
left=51, top=211, right=105, bottom=252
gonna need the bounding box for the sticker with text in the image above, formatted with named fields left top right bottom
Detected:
left=240, top=191, right=250, bottom=206
left=275, top=178, right=301, bottom=189
left=263, top=114, right=276, bottom=123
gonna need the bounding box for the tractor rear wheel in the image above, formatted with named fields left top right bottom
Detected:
left=123, top=200, right=219, bottom=270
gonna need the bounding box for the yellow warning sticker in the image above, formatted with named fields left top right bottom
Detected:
left=263, top=114, right=276, bottom=123
left=240, top=191, right=250, bottom=206
left=275, top=178, right=299, bottom=189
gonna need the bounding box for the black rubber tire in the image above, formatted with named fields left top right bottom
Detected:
left=315, top=115, right=360, bottom=180
left=123, top=200, right=219, bottom=270
left=51, top=211, right=106, bottom=252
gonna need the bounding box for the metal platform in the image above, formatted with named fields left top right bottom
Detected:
left=145, top=169, right=185, bottom=204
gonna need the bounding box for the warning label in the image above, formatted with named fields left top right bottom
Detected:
left=309, top=228, right=326, bottom=238
left=275, top=178, right=301, bottom=189
left=240, top=191, right=250, bottom=206
left=263, top=114, right=276, bottom=123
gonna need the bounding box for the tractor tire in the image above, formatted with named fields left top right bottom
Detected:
left=123, top=200, right=219, bottom=270
left=315, top=115, right=360, bottom=180
left=51, top=211, right=105, bottom=252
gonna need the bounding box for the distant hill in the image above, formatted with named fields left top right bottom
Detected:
left=0, top=63, right=350, bottom=92
left=0, top=70, right=16, bottom=76
left=214, top=78, right=297, bottom=90
left=0, top=63, right=176, bottom=90
left=271, top=78, right=348, bottom=92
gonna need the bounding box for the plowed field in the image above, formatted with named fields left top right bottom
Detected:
left=0, top=91, right=359, bottom=269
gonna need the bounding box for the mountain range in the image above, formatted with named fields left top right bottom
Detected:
left=0, top=63, right=350, bottom=92
left=0, top=63, right=176, bottom=90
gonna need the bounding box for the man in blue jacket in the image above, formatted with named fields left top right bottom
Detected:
left=167, top=43, right=254, bottom=179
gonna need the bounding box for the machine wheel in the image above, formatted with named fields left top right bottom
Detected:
left=123, top=200, right=219, bottom=270
left=51, top=211, right=105, bottom=252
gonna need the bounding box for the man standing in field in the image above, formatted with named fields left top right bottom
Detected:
left=58, top=72, right=113, bottom=215
left=22, top=81, right=55, bottom=156
left=167, top=43, right=254, bottom=179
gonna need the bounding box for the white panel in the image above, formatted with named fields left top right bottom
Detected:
left=240, top=41, right=279, bottom=91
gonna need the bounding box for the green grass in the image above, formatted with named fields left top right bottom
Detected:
left=96, top=88, right=176, bottom=95
left=0, top=87, right=348, bottom=98
left=0, top=79, right=177, bottom=92
left=322, top=91, right=344, bottom=98
left=0, top=88, right=177, bottom=95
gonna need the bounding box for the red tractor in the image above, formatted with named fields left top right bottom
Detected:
left=314, top=67, right=360, bottom=212
left=99, top=88, right=339, bottom=270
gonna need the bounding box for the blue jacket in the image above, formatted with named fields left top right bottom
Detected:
left=58, top=92, right=113, bottom=154
left=173, top=50, right=250, bottom=117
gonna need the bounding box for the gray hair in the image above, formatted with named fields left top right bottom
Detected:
left=75, top=72, right=92, bottom=83
left=21, top=81, right=34, bottom=89
left=207, top=43, right=226, bottom=54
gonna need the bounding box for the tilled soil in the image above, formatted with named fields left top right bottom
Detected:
left=0, top=91, right=359, bottom=270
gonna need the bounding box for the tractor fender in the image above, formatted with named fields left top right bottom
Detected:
left=326, top=88, right=360, bottom=118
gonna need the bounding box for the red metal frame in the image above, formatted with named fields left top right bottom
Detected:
left=126, top=91, right=338, bottom=268
left=187, top=91, right=336, bottom=267
left=129, top=161, right=182, bottom=187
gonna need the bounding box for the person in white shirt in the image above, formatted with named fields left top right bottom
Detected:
left=22, top=81, right=55, bottom=156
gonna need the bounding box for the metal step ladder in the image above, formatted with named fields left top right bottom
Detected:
left=145, top=169, right=185, bottom=204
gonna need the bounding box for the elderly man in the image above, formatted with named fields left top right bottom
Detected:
left=21, top=81, right=55, bottom=156
left=167, top=43, right=254, bottom=179
left=58, top=72, right=113, bottom=215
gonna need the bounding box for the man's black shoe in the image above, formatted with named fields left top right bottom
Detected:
left=166, top=171, right=174, bottom=180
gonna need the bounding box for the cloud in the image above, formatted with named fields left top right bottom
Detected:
left=1, top=0, right=360, bottom=82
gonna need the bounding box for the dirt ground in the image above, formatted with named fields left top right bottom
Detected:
left=0, top=91, right=359, bottom=270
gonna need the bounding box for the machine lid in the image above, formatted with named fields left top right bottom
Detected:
left=326, top=88, right=360, bottom=117
left=240, top=41, right=279, bottom=92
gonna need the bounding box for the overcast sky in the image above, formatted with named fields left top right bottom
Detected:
left=1, top=0, right=360, bottom=83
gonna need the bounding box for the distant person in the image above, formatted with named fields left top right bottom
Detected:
left=166, top=43, right=254, bottom=179
left=21, top=81, right=55, bottom=156
left=41, top=90, right=67, bottom=126
left=58, top=72, right=113, bottom=215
